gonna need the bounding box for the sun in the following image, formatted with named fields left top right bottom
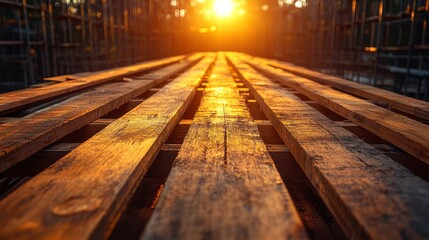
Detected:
left=213, top=0, right=234, bottom=18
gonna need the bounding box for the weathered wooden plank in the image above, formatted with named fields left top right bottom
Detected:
left=228, top=54, right=429, bottom=239
left=160, top=144, right=182, bottom=152
left=43, top=72, right=92, bottom=82
left=142, top=57, right=307, bottom=240
left=0, top=117, right=18, bottom=124
left=242, top=54, right=429, bottom=120
left=244, top=58, right=429, bottom=164
left=0, top=59, right=200, bottom=172
left=0, top=54, right=195, bottom=114
left=0, top=56, right=215, bottom=240
left=159, top=144, right=290, bottom=153
left=265, top=144, right=290, bottom=152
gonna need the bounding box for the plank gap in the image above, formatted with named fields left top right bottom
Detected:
left=165, top=124, right=191, bottom=144
left=246, top=101, right=269, bottom=120
left=391, top=108, right=429, bottom=125
left=257, top=125, right=285, bottom=145
left=58, top=122, right=108, bottom=143
left=387, top=152, right=429, bottom=182
left=306, top=102, right=347, bottom=121
left=0, top=177, right=30, bottom=200
left=269, top=151, right=347, bottom=240
left=0, top=88, right=89, bottom=117
left=0, top=147, right=71, bottom=177
left=109, top=150, right=179, bottom=240
left=181, top=87, right=204, bottom=119
left=0, top=117, right=19, bottom=124
left=101, top=100, right=143, bottom=119
left=341, top=125, right=389, bottom=144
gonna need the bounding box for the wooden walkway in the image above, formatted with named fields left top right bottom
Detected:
left=0, top=52, right=428, bottom=240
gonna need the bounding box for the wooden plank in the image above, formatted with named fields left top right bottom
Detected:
left=0, top=59, right=199, bottom=172
left=160, top=144, right=290, bottom=153
left=0, top=54, right=194, bottom=114
left=254, top=119, right=272, bottom=125
left=142, top=57, right=306, bottom=240
left=0, top=117, right=19, bottom=124
left=43, top=72, right=92, bottom=82
left=44, top=143, right=80, bottom=152
left=0, top=56, right=215, bottom=240
left=228, top=54, right=429, bottom=239
left=159, top=144, right=290, bottom=153
left=160, top=144, right=182, bottom=152
left=242, top=54, right=429, bottom=120
left=265, top=144, right=290, bottom=152
left=244, top=58, right=429, bottom=164
left=29, top=82, right=55, bottom=88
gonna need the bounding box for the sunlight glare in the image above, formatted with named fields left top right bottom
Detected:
left=294, top=1, right=303, bottom=8
left=213, top=0, right=234, bottom=18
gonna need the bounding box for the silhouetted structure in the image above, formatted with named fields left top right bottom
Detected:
left=272, top=0, right=429, bottom=100
left=0, top=0, right=428, bottom=100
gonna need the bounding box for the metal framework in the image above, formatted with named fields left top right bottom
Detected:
left=274, top=0, right=429, bottom=100
left=1, top=0, right=428, bottom=100
left=0, top=0, right=189, bottom=92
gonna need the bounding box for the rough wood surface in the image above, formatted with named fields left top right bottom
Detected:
left=0, top=54, right=194, bottom=114
left=241, top=53, right=429, bottom=120
left=142, top=57, right=307, bottom=240
left=43, top=72, right=92, bottom=82
left=0, top=56, right=214, bottom=240
left=0, top=60, right=198, bottom=172
left=228, top=54, right=429, bottom=240
left=244, top=58, right=429, bottom=165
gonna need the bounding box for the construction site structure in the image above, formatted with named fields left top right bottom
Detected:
left=0, top=52, right=428, bottom=239
left=0, top=0, right=190, bottom=92
left=273, top=0, right=429, bottom=100
left=0, top=0, right=428, bottom=99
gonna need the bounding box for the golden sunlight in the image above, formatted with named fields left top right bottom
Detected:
left=213, top=0, right=234, bottom=18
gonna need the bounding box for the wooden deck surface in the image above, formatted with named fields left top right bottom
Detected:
left=0, top=52, right=428, bottom=240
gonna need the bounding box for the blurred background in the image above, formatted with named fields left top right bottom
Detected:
left=0, top=0, right=428, bottom=100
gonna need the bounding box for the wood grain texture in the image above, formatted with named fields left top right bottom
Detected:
left=0, top=56, right=215, bottom=240
left=43, top=72, right=92, bottom=82
left=227, top=54, right=429, bottom=240
left=241, top=53, right=429, bottom=120
left=243, top=58, right=429, bottom=165
left=0, top=59, right=199, bottom=172
left=142, top=57, right=307, bottom=240
left=0, top=54, right=194, bottom=114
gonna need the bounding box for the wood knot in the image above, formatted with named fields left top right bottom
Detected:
left=51, top=197, right=102, bottom=216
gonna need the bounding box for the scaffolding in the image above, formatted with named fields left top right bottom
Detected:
left=274, top=0, right=429, bottom=100
left=1, top=0, right=428, bottom=100
left=0, top=0, right=191, bottom=93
